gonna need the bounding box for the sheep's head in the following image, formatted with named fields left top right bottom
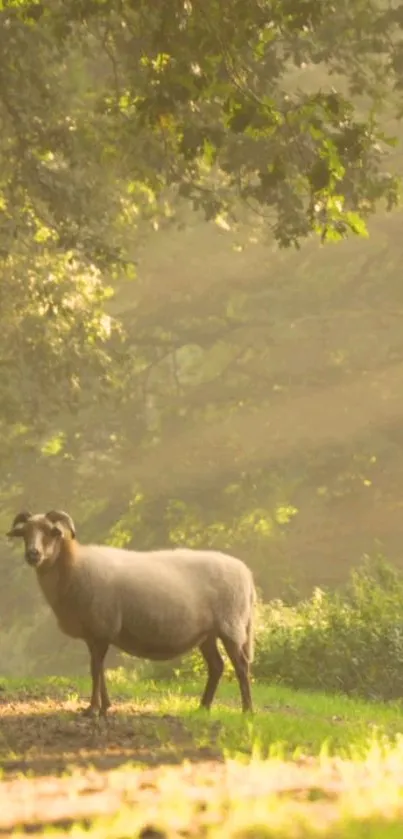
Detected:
left=6, top=510, right=76, bottom=568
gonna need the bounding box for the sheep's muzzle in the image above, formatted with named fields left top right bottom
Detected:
left=26, top=547, right=42, bottom=567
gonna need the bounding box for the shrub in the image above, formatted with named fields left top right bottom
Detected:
left=253, top=554, right=403, bottom=700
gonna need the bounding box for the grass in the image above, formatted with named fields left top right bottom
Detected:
left=1, top=672, right=403, bottom=836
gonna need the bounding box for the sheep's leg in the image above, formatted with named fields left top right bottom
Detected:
left=99, top=661, right=111, bottom=716
left=82, top=640, right=109, bottom=717
left=220, top=636, right=253, bottom=713
left=199, top=636, right=224, bottom=710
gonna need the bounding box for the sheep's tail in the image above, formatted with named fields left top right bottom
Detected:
left=245, top=578, right=257, bottom=664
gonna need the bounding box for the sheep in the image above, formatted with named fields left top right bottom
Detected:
left=7, top=509, right=256, bottom=716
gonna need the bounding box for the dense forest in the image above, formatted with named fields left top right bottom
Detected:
left=2, top=0, right=403, bottom=675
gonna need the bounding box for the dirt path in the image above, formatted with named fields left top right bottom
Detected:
left=0, top=695, right=223, bottom=778
left=0, top=692, right=227, bottom=834
left=0, top=757, right=350, bottom=835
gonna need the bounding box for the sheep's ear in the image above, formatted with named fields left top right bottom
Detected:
left=6, top=510, right=32, bottom=538
left=45, top=510, right=76, bottom=539
left=6, top=526, right=25, bottom=538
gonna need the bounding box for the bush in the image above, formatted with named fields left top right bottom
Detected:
left=253, top=555, right=403, bottom=700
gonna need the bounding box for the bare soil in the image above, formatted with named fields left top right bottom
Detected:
left=0, top=692, right=225, bottom=834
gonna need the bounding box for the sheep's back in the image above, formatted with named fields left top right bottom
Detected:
left=78, top=545, right=253, bottom=646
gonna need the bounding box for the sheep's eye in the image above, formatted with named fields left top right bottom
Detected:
left=51, top=526, right=61, bottom=538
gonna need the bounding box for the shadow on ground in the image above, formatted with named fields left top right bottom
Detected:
left=0, top=695, right=224, bottom=779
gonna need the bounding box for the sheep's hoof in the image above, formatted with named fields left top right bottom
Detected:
left=81, top=705, right=100, bottom=718
left=80, top=704, right=110, bottom=718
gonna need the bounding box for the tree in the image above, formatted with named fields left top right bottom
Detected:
left=2, top=0, right=403, bottom=674
left=43, top=0, right=403, bottom=245
left=1, top=0, right=403, bottom=259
